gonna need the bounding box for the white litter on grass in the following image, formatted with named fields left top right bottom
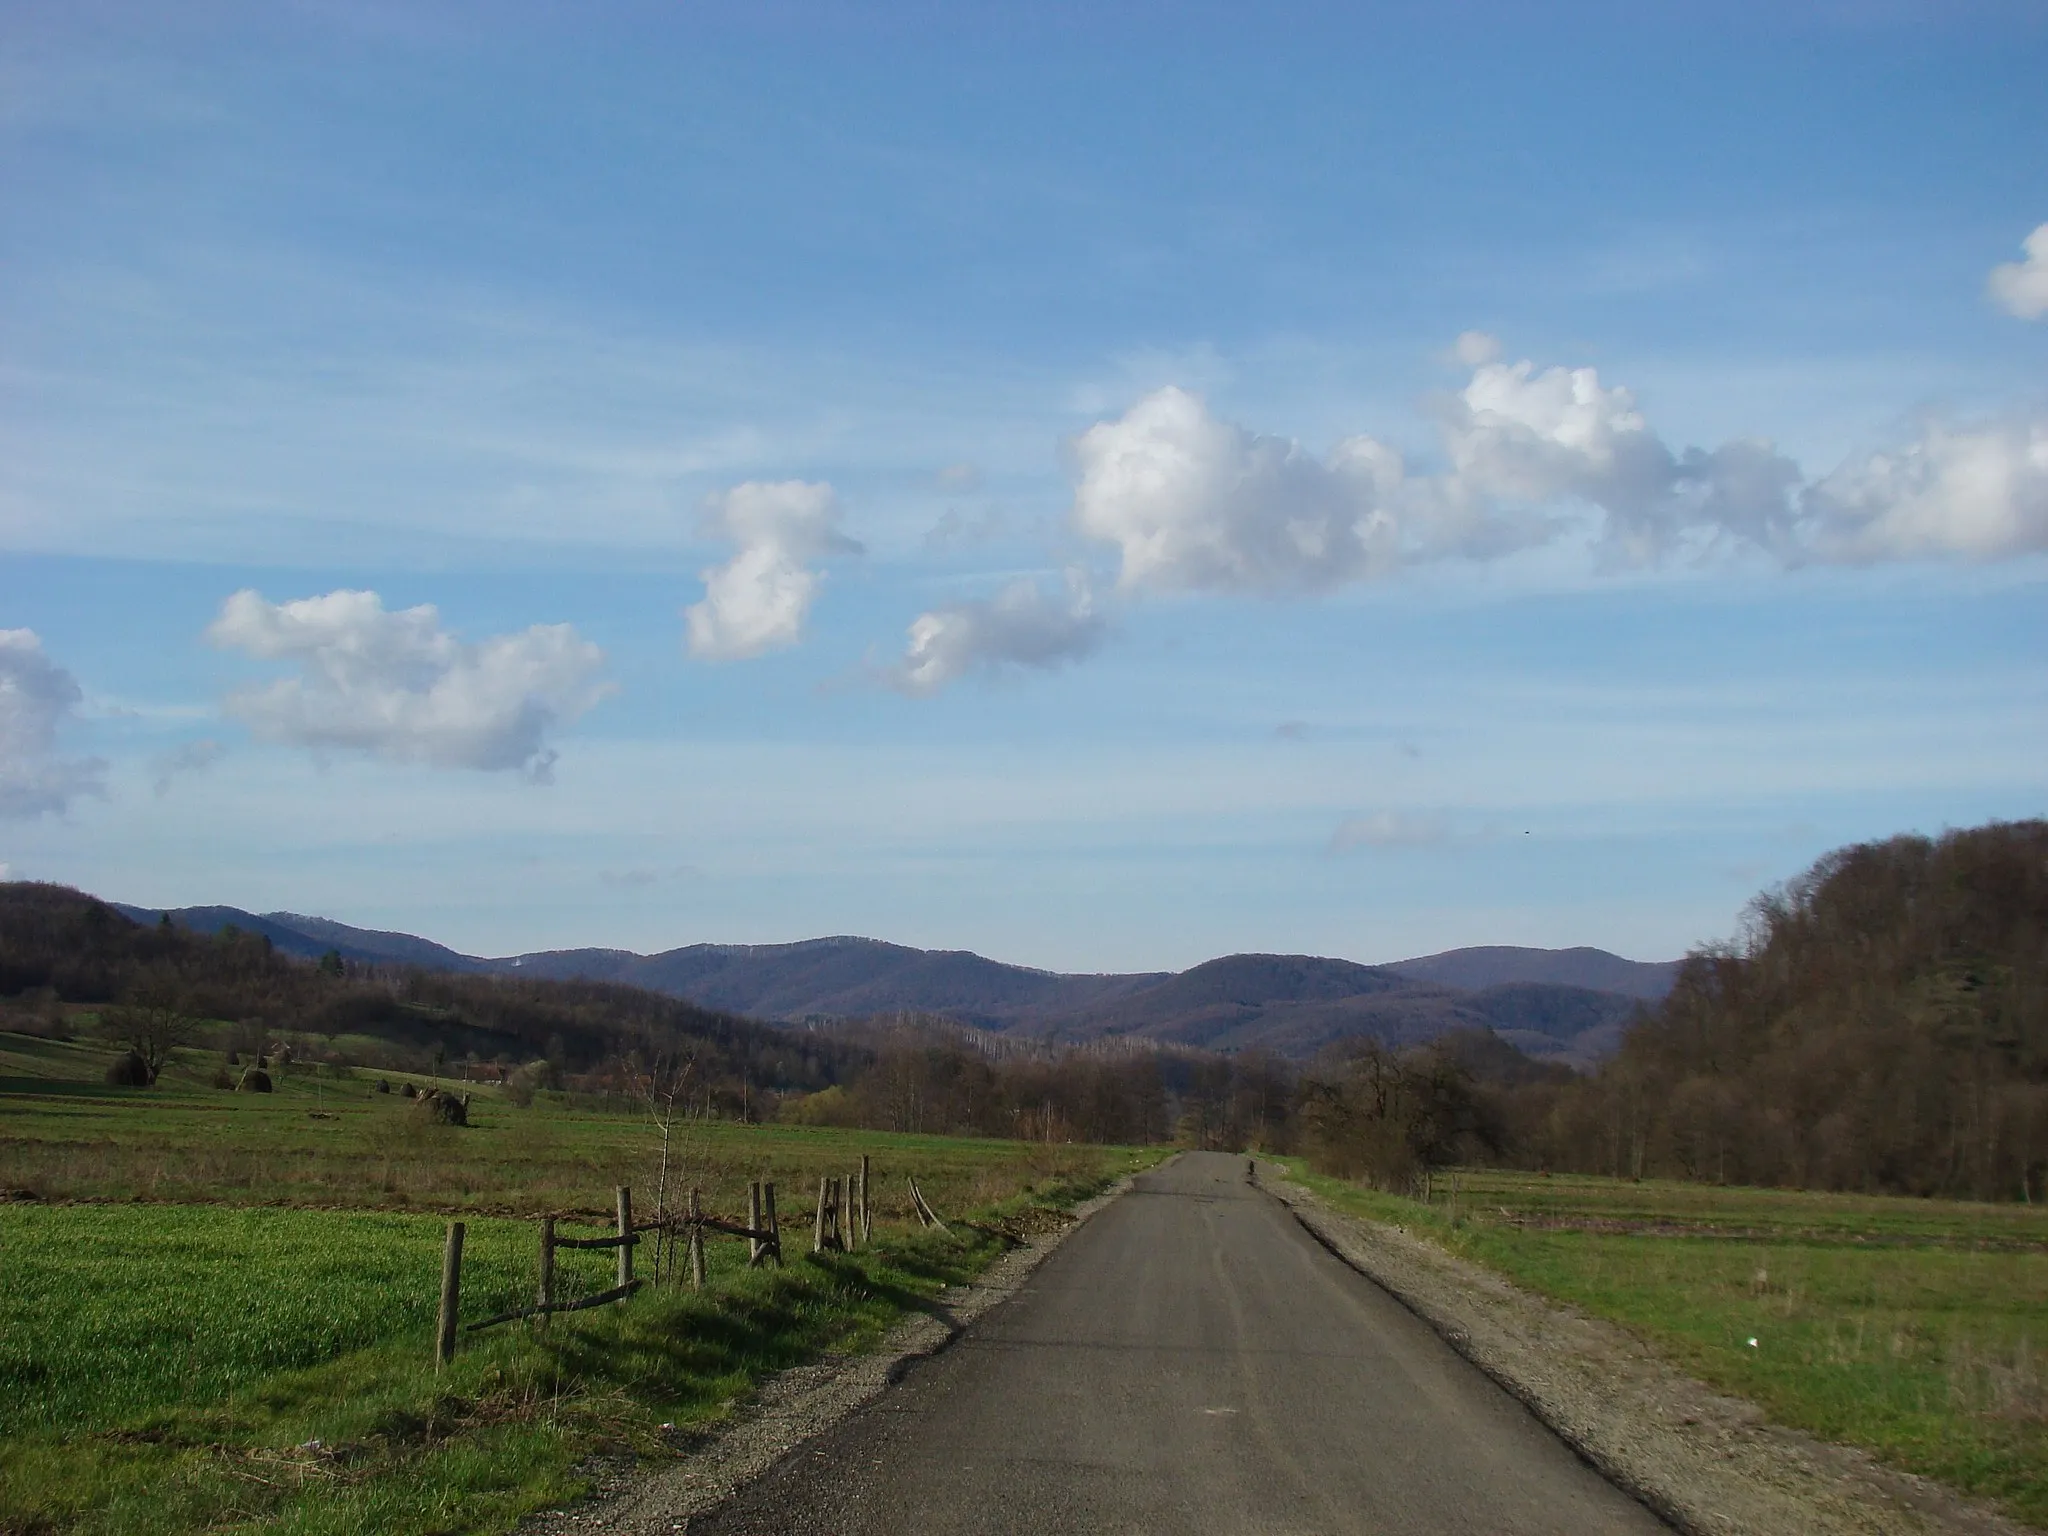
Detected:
left=1747, top=1338, right=1759, bottom=1348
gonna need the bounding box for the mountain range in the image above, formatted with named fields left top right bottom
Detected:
left=111, top=903, right=1679, bottom=1068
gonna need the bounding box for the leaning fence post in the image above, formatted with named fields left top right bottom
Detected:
left=813, top=1176, right=831, bottom=1254
left=748, top=1181, right=764, bottom=1267
left=859, top=1154, right=871, bottom=1245
left=688, top=1188, right=707, bottom=1290
left=615, top=1186, right=633, bottom=1299
left=436, top=1220, right=465, bottom=1370
left=537, top=1216, right=556, bottom=1329
left=763, top=1182, right=781, bottom=1266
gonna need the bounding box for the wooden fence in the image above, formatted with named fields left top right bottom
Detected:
left=433, top=1155, right=930, bottom=1368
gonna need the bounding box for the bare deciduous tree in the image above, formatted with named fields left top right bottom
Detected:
left=97, top=968, right=201, bottom=1086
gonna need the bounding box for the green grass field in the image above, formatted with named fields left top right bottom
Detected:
left=0, top=1030, right=1160, bottom=1535
left=0, top=1204, right=642, bottom=1435
left=0, top=1030, right=1097, bottom=1222
left=1286, top=1164, right=2048, bottom=1529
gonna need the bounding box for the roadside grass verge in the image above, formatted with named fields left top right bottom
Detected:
left=1277, top=1162, right=2048, bottom=1529
left=0, top=1158, right=1153, bottom=1536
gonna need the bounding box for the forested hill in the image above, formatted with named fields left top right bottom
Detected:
left=1519, top=820, right=2048, bottom=1202
left=0, top=883, right=863, bottom=1105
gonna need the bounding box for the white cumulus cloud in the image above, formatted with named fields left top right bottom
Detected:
left=891, top=572, right=1105, bottom=695
left=1064, top=370, right=1804, bottom=589
left=1069, top=386, right=1404, bottom=596
left=1438, top=355, right=1803, bottom=564
left=1988, top=224, right=2048, bottom=320
left=1070, top=345, right=2045, bottom=591
left=1802, top=416, right=2048, bottom=562
left=0, top=629, right=107, bottom=818
left=685, top=481, right=860, bottom=661
left=206, top=590, right=610, bottom=780
left=899, top=329, right=2048, bottom=697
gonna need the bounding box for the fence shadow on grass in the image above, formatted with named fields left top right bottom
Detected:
left=531, top=1237, right=996, bottom=1418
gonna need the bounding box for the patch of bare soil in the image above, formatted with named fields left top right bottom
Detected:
left=1263, top=1167, right=2030, bottom=1536
left=971, top=1203, right=1076, bottom=1242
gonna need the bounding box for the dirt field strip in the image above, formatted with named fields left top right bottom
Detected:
left=1262, top=1164, right=2031, bottom=1536
left=516, top=1169, right=1147, bottom=1535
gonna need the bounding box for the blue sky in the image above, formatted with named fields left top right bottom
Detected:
left=3, top=1, right=2044, bottom=971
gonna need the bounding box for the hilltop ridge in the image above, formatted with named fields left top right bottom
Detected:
left=105, top=902, right=1671, bottom=1066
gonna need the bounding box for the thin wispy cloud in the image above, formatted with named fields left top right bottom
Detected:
left=1329, top=811, right=1452, bottom=853
left=890, top=572, right=1105, bottom=695
left=150, top=738, right=226, bottom=798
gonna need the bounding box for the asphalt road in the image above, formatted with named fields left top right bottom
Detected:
left=689, top=1151, right=1669, bottom=1535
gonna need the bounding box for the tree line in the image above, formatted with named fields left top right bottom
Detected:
left=809, top=819, right=2047, bottom=1205
left=7, top=818, right=2044, bottom=1200
left=1502, top=820, right=2048, bottom=1202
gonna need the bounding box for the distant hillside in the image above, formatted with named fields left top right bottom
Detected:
left=110, top=904, right=489, bottom=973
left=493, top=937, right=1165, bottom=1026
left=1022, top=955, right=1639, bottom=1067
left=1386, top=945, right=1678, bottom=1000
left=489, top=944, right=1641, bottom=1064
left=18, top=884, right=863, bottom=1102
left=267, top=913, right=490, bottom=973
left=109, top=902, right=1660, bottom=1066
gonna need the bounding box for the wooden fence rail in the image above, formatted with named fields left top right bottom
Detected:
left=467, top=1280, right=646, bottom=1331
left=907, top=1175, right=950, bottom=1234
left=440, top=1159, right=931, bottom=1362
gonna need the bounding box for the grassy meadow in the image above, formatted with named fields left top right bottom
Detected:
left=0, top=1029, right=1161, bottom=1535
left=0, top=1028, right=1094, bottom=1221
left=1286, top=1163, right=2048, bottom=1528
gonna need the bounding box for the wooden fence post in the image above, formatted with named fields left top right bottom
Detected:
left=537, top=1216, right=556, bottom=1329
left=688, top=1188, right=707, bottom=1290
left=861, top=1154, right=872, bottom=1244
left=748, top=1181, right=764, bottom=1267
left=436, top=1220, right=465, bottom=1370
left=813, top=1176, right=830, bottom=1254
left=763, top=1182, right=781, bottom=1266
left=615, top=1186, right=633, bottom=1299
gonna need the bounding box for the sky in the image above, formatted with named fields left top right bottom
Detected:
left=2, top=1, right=2044, bottom=973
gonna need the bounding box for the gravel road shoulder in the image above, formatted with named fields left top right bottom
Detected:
left=1262, top=1165, right=2029, bottom=1536
left=516, top=1171, right=1149, bottom=1536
